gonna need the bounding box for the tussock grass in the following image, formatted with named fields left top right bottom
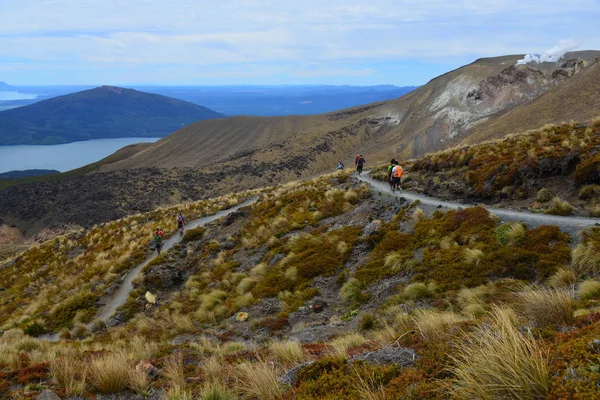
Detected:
left=51, top=356, right=87, bottom=396
left=450, top=307, right=549, bottom=400
left=545, top=197, right=575, bottom=216
left=236, top=360, right=284, bottom=400
left=128, top=368, right=150, bottom=395
left=339, top=278, right=365, bottom=305
left=269, top=340, right=305, bottom=367
left=352, top=367, right=391, bottom=400
left=577, top=279, right=600, bottom=300
left=413, top=309, right=466, bottom=341
left=513, top=286, right=573, bottom=327
left=463, top=248, right=484, bottom=265
left=330, top=333, right=367, bottom=357
left=536, top=188, right=553, bottom=203
left=384, top=251, right=415, bottom=274
left=203, top=356, right=224, bottom=384
left=547, top=267, right=577, bottom=289
left=90, top=352, right=131, bottom=393
left=457, top=285, right=492, bottom=317
left=199, top=383, right=236, bottom=400
left=572, top=231, right=600, bottom=276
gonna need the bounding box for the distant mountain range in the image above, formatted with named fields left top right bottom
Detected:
left=0, top=81, right=13, bottom=91
left=0, top=86, right=225, bottom=145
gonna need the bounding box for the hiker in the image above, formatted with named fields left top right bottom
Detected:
left=177, top=212, right=186, bottom=236
left=391, top=163, right=404, bottom=191
left=356, top=154, right=365, bottom=175
left=387, top=159, right=397, bottom=190
left=337, top=161, right=345, bottom=170
left=154, top=228, right=163, bottom=254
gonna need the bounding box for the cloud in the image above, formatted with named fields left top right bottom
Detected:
left=0, top=0, right=599, bottom=84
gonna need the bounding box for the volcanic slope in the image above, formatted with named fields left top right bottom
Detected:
left=0, top=86, right=225, bottom=145
left=2, top=172, right=600, bottom=399
left=104, top=51, right=600, bottom=174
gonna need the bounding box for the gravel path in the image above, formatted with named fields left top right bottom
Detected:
left=358, top=174, right=600, bottom=237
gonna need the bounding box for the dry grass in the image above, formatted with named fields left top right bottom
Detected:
left=506, top=222, right=527, bottom=245
left=339, top=278, right=365, bottom=305
left=330, top=333, right=367, bottom=357
left=236, top=360, right=284, bottom=400
left=450, top=307, right=549, bottom=400
left=90, top=352, right=131, bottom=393
left=513, top=286, right=573, bottom=327
left=50, top=356, right=87, bottom=396
left=577, top=279, right=600, bottom=300
left=352, top=367, right=391, bottom=400
left=545, top=197, right=575, bottom=216
left=203, top=356, right=224, bottom=384
left=269, top=340, right=305, bottom=367
left=413, top=309, right=466, bottom=341
left=463, top=248, right=484, bottom=265
left=164, top=353, right=187, bottom=388
left=572, top=241, right=600, bottom=276
left=547, top=267, right=577, bottom=289
left=199, top=382, right=236, bottom=400
left=536, top=188, right=553, bottom=203
left=128, top=367, right=151, bottom=395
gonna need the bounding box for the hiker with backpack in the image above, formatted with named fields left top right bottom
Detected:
left=391, top=163, right=404, bottom=191
left=177, top=212, right=186, bottom=236
left=154, top=228, right=164, bottom=254
left=387, top=159, right=397, bottom=190
left=337, top=161, right=345, bottom=170
left=356, top=154, right=365, bottom=175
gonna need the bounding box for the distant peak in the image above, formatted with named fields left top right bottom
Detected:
left=100, top=85, right=125, bottom=94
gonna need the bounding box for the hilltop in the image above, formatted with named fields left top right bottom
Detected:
left=1, top=172, right=600, bottom=399
left=0, top=86, right=225, bottom=145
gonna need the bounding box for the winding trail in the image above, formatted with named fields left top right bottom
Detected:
left=358, top=174, right=599, bottom=236
left=41, top=197, right=257, bottom=341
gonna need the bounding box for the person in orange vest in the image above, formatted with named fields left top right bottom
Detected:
left=391, top=163, right=403, bottom=191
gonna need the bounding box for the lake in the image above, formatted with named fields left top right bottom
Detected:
left=0, top=137, right=160, bottom=174
left=0, top=91, right=37, bottom=101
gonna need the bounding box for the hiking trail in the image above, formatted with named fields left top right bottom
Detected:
left=358, top=173, right=599, bottom=237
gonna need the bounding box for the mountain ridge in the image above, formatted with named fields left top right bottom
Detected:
left=0, top=86, right=225, bottom=145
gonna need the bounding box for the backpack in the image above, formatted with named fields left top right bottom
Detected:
left=178, top=215, right=184, bottom=223
left=394, top=166, right=404, bottom=178
left=157, top=229, right=164, bottom=237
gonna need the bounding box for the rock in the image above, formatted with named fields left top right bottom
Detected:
left=236, top=312, right=249, bottom=321
left=290, top=325, right=345, bottom=343
left=136, top=361, right=160, bottom=379
left=352, top=346, right=416, bottom=366
left=329, top=316, right=343, bottom=326
left=145, top=291, right=157, bottom=304
left=279, top=361, right=313, bottom=385
left=588, top=339, right=600, bottom=353
left=312, top=300, right=327, bottom=313
left=37, top=389, right=61, bottom=400
left=362, top=220, right=382, bottom=237
left=437, top=204, right=443, bottom=209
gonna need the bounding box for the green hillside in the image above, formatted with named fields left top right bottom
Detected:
left=0, top=86, right=225, bottom=145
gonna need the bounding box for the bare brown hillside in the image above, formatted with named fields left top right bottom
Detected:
left=103, top=51, right=600, bottom=174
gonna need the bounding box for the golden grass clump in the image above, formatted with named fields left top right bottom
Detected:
left=544, top=197, right=575, bottom=216
left=330, top=333, right=367, bottom=357
left=413, top=309, right=466, bottom=341
left=90, top=352, right=131, bottom=393
left=577, top=279, right=600, bottom=301
left=506, top=222, right=527, bottom=245
left=339, top=278, right=365, bottom=305
left=450, top=307, right=548, bottom=400
left=536, top=188, right=553, bottom=203
left=203, top=356, right=224, bottom=384
left=199, top=383, right=236, bottom=400
left=51, top=356, right=88, bottom=396
left=269, top=340, right=305, bottom=367
left=457, top=285, right=491, bottom=317
left=572, top=238, right=600, bottom=276
left=384, top=251, right=415, bottom=274
left=236, top=360, right=284, bottom=400
left=547, top=267, right=577, bottom=289
left=403, top=282, right=435, bottom=300
left=513, top=286, right=573, bottom=327
left=463, top=248, right=484, bottom=265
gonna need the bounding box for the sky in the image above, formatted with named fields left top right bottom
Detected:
left=0, top=0, right=599, bottom=86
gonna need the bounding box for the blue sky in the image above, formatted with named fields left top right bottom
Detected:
left=0, top=0, right=599, bottom=86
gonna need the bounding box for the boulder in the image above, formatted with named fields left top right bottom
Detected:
left=36, top=390, right=61, bottom=400
left=352, top=346, right=416, bottom=367
left=312, top=300, right=327, bottom=313
left=136, top=361, right=160, bottom=380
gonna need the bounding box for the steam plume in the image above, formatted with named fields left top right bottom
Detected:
left=516, top=39, right=580, bottom=65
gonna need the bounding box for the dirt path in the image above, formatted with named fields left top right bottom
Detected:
left=358, top=174, right=599, bottom=237
left=41, top=197, right=257, bottom=341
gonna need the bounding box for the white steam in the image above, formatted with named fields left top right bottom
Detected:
left=516, top=39, right=580, bottom=65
